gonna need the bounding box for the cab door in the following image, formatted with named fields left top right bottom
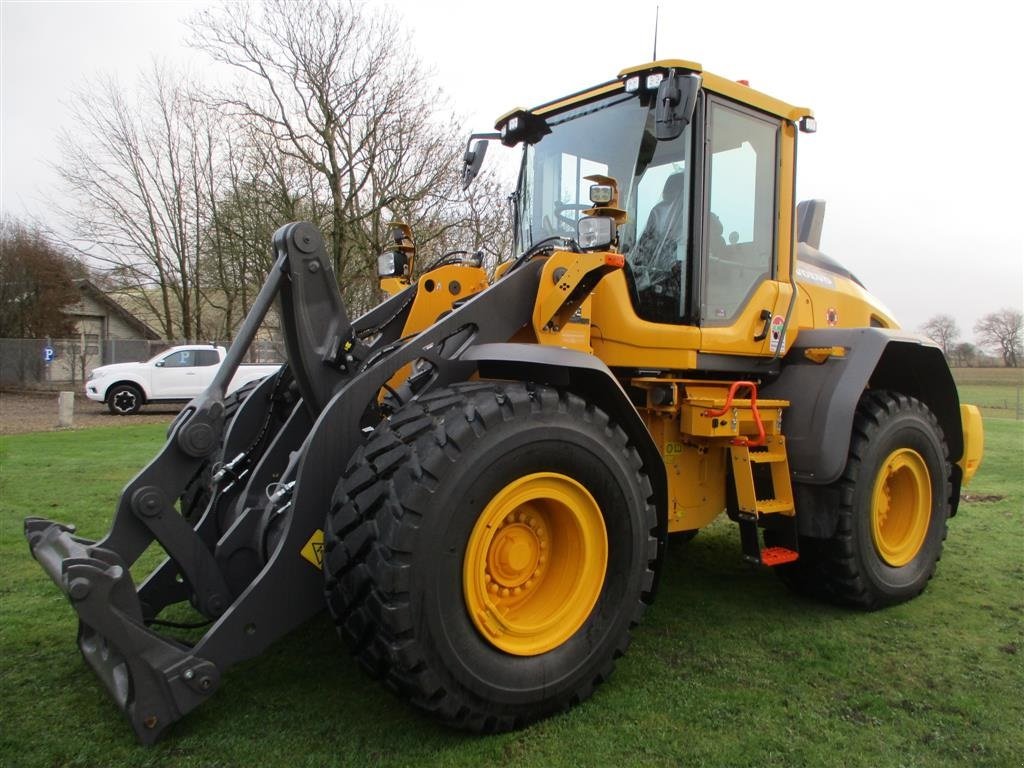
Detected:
left=191, top=348, right=221, bottom=392
left=698, top=98, right=793, bottom=357
left=151, top=349, right=198, bottom=397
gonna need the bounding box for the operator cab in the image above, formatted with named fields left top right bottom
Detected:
left=484, top=61, right=817, bottom=364
left=508, top=67, right=787, bottom=332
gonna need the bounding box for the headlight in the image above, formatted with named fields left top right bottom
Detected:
left=577, top=216, right=615, bottom=250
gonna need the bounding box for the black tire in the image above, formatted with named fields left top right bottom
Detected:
left=107, top=383, right=143, bottom=415
left=324, top=382, right=659, bottom=731
left=773, top=391, right=951, bottom=609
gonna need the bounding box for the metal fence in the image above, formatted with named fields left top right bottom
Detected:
left=0, top=338, right=287, bottom=389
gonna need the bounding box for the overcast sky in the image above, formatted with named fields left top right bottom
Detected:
left=2, top=0, right=1021, bottom=342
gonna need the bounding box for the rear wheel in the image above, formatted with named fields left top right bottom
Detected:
left=774, top=391, right=951, bottom=609
left=107, top=383, right=143, bottom=415
left=324, top=383, right=658, bottom=731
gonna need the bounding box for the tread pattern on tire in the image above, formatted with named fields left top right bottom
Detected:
left=776, top=390, right=951, bottom=610
left=323, top=382, right=658, bottom=732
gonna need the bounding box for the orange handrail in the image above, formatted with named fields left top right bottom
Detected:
left=700, top=380, right=766, bottom=447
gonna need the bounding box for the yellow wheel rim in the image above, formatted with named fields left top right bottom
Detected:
left=463, top=472, right=608, bottom=656
left=870, top=448, right=932, bottom=567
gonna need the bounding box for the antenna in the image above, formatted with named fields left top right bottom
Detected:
left=652, top=5, right=660, bottom=60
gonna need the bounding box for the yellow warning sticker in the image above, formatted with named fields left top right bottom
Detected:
left=301, top=529, right=325, bottom=570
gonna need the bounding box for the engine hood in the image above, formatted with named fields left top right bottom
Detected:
left=89, top=362, right=143, bottom=378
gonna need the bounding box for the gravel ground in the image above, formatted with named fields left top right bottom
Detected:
left=0, top=391, right=179, bottom=435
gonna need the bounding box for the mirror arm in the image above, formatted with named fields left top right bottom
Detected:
left=462, top=132, right=501, bottom=190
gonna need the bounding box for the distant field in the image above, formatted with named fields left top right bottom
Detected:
left=952, top=367, right=1023, bottom=419
left=951, top=367, right=1024, bottom=386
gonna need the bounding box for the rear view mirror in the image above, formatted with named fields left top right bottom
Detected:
left=462, top=139, right=489, bottom=190
left=655, top=71, right=701, bottom=141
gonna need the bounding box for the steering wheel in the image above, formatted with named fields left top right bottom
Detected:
left=553, top=201, right=590, bottom=234
left=633, top=261, right=681, bottom=296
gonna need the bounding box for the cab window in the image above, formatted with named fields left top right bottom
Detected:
left=160, top=350, right=194, bottom=368
left=702, top=101, right=779, bottom=323
left=622, top=116, right=693, bottom=324
left=195, top=349, right=220, bottom=366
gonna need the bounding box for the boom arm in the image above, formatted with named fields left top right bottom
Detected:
left=21, top=223, right=391, bottom=743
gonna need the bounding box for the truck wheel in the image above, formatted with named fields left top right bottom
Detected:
left=775, top=391, right=951, bottom=609
left=107, top=383, right=143, bottom=415
left=324, top=382, right=658, bottom=731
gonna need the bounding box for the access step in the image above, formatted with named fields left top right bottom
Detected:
left=738, top=514, right=800, bottom=567
left=760, top=546, right=799, bottom=567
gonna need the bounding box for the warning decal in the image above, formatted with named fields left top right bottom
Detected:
left=301, top=529, right=325, bottom=570
left=770, top=314, right=787, bottom=355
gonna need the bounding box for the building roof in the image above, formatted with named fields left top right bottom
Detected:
left=71, top=279, right=162, bottom=340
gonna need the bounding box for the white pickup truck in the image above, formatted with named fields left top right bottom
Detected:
left=85, top=344, right=280, bottom=415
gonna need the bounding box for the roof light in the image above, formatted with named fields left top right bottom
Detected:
left=645, top=73, right=664, bottom=89
left=496, top=110, right=551, bottom=147
left=589, top=184, right=613, bottom=205
left=799, top=116, right=817, bottom=133
left=625, top=75, right=640, bottom=93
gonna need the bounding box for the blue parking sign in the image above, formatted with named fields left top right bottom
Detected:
left=43, top=346, right=55, bottom=364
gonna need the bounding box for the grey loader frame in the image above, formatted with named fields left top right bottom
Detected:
left=23, top=222, right=593, bottom=743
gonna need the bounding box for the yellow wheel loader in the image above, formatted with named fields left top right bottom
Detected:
left=25, top=59, right=985, bottom=743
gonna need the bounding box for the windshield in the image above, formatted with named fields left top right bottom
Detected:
left=514, top=93, right=648, bottom=251
left=513, top=90, right=694, bottom=323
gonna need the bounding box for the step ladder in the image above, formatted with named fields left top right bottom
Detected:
left=686, top=380, right=800, bottom=567
left=730, top=436, right=799, bottom=566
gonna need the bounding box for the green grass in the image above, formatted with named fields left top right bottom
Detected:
left=952, top=367, right=1024, bottom=419
left=1, top=419, right=1022, bottom=768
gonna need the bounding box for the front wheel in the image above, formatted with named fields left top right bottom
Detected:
left=324, top=383, right=658, bottom=731
left=774, top=391, right=951, bottom=609
left=106, top=383, right=143, bottom=415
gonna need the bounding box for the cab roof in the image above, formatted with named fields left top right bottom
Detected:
left=495, top=59, right=812, bottom=129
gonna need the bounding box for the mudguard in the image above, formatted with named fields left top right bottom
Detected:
left=761, top=327, right=963, bottom=487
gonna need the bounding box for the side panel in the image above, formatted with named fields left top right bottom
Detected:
left=761, top=328, right=963, bottom=486
left=643, top=413, right=728, bottom=532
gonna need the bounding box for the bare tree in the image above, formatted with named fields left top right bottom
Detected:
left=920, top=314, right=959, bottom=359
left=975, top=308, right=1023, bottom=368
left=54, top=65, right=220, bottom=341
left=951, top=341, right=977, bottom=368
left=49, top=1, right=512, bottom=345
left=0, top=216, right=81, bottom=338
left=188, top=0, right=500, bottom=315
